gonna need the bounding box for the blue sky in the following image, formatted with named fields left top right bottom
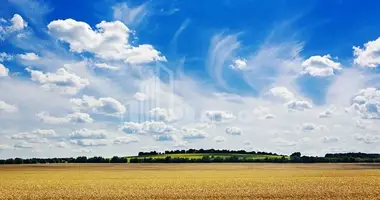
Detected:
left=0, top=0, right=380, bottom=158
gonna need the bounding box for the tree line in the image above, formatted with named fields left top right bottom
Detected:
left=138, top=149, right=279, bottom=156
left=1, top=151, right=380, bottom=164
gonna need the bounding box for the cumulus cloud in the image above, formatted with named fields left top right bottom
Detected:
left=204, top=111, right=236, bottom=123
left=10, top=132, right=48, bottom=144
left=225, top=127, right=243, bottom=135
left=348, top=88, right=380, bottom=119
left=265, top=87, right=295, bottom=102
left=0, top=52, right=13, bottom=62
left=37, top=112, right=94, bottom=124
left=265, top=87, right=313, bottom=111
left=0, top=14, right=27, bottom=37
left=230, top=58, right=248, bottom=71
left=71, top=95, right=126, bottom=116
left=19, top=52, right=40, bottom=61
left=319, top=106, right=336, bottom=118
left=149, top=107, right=176, bottom=122
left=353, top=37, right=380, bottom=68
left=48, top=19, right=166, bottom=64
left=113, top=136, right=140, bottom=144
left=70, top=139, right=109, bottom=147
left=120, top=121, right=175, bottom=135
left=8, top=14, right=28, bottom=32
left=181, top=128, right=209, bottom=140
left=32, top=129, right=56, bottom=137
left=213, top=136, right=226, bottom=143
left=173, top=140, right=189, bottom=148
left=154, top=134, right=178, bottom=142
left=27, top=68, right=89, bottom=95
left=0, top=100, right=17, bottom=112
left=70, top=128, right=107, bottom=139
left=0, top=63, right=9, bottom=77
left=134, top=92, right=148, bottom=101
left=300, top=123, right=319, bottom=132
left=301, top=55, right=341, bottom=77
left=286, top=100, right=313, bottom=111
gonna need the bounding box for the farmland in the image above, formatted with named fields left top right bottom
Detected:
left=1, top=163, right=380, bottom=200
left=127, top=152, right=285, bottom=160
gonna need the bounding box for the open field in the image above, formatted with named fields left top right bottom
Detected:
left=127, top=153, right=285, bottom=160
left=1, top=164, right=380, bottom=200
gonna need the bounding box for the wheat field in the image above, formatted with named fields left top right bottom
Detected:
left=1, top=163, right=380, bottom=200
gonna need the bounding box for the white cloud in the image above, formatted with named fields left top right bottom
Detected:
left=134, top=92, right=148, bottom=101
left=355, top=134, right=380, bottom=144
left=70, top=139, right=109, bottom=147
left=27, top=68, right=89, bottom=95
left=112, top=2, right=148, bottom=26
left=154, top=134, right=178, bottom=142
left=265, top=87, right=295, bottom=102
left=204, top=111, right=236, bottom=123
left=301, top=55, right=341, bottom=77
left=173, top=140, right=188, bottom=148
left=0, top=52, right=13, bottom=62
left=181, top=128, right=209, bottom=140
left=242, top=141, right=251, bottom=146
left=300, top=123, right=319, bottom=132
left=149, top=107, right=176, bottom=122
left=19, top=52, right=40, bottom=61
left=37, top=112, right=93, bottom=124
left=319, top=106, right=335, bottom=118
left=67, top=112, right=94, bottom=123
left=0, top=100, right=17, bottom=112
left=94, top=63, right=120, bottom=71
left=353, top=37, right=380, bottom=68
left=14, top=141, right=33, bottom=149
left=213, top=136, right=226, bottom=143
left=70, top=128, right=107, bottom=139
left=7, top=14, right=28, bottom=32
left=71, top=95, right=126, bottom=116
left=120, top=121, right=175, bottom=135
left=32, top=129, right=56, bottom=137
left=225, top=127, right=243, bottom=136
left=348, top=88, right=380, bottom=119
left=0, top=64, right=9, bottom=77
left=230, top=58, right=248, bottom=71
left=113, top=136, right=140, bottom=145
left=10, top=132, right=48, bottom=144
left=321, top=136, right=339, bottom=143
left=286, top=100, right=313, bottom=111
left=55, top=141, right=69, bottom=148
left=48, top=19, right=166, bottom=64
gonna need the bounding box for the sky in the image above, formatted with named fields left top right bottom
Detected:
left=0, top=0, right=380, bottom=158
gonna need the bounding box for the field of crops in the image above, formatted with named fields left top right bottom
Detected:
left=127, top=153, right=284, bottom=160
left=1, top=163, right=380, bottom=200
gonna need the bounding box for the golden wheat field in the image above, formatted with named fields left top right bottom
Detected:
left=1, top=163, right=380, bottom=200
